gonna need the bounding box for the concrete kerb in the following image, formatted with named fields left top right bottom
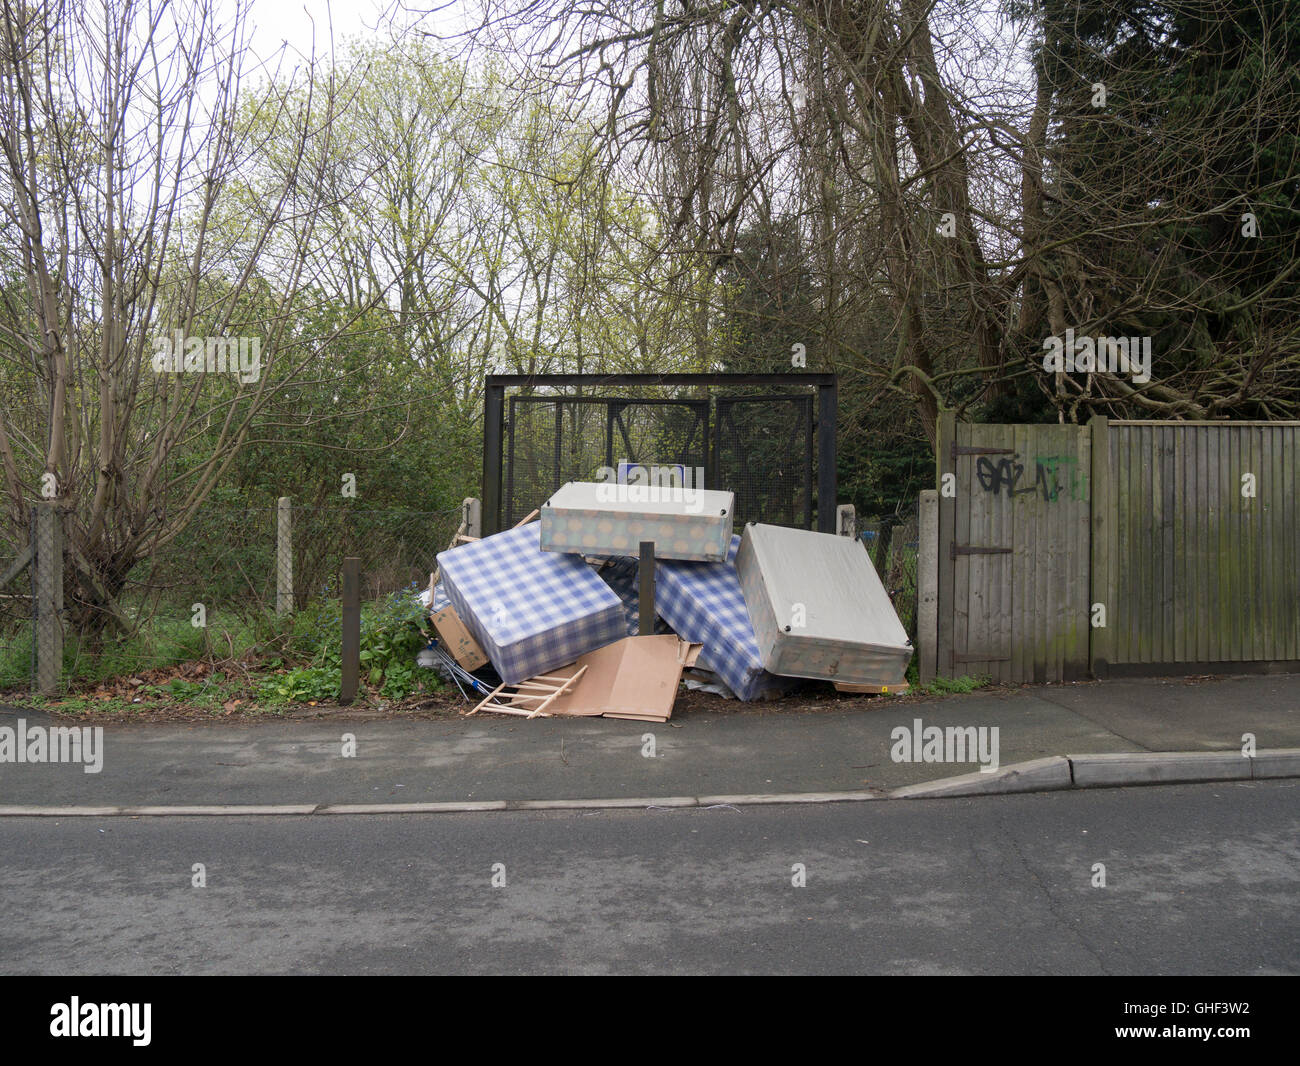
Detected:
left=1250, top=749, right=1300, bottom=779
left=0, top=750, right=1294, bottom=816
left=889, top=749, right=1300, bottom=798
left=1067, top=750, right=1251, bottom=788
left=890, top=756, right=1073, bottom=799
left=0, top=794, right=876, bottom=817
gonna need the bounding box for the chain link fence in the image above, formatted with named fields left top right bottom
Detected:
left=0, top=502, right=463, bottom=694
left=861, top=505, right=919, bottom=646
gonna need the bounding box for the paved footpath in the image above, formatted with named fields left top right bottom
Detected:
left=0, top=674, right=1296, bottom=808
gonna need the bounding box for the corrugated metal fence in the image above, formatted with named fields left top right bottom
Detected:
left=931, top=415, right=1300, bottom=682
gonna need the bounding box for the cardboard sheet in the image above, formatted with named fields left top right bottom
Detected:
left=430, top=602, right=488, bottom=670
left=544, top=635, right=702, bottom=721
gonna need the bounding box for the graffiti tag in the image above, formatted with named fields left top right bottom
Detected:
left=975, top=454, right=1087, bottom=502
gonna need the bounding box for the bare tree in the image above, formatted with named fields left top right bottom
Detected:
left=455, top=0, right=1300, bottom=435
left=0, top=0, right=368, bottom=632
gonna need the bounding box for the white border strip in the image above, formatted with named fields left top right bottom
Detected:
left=0, top=751, right=1293, bottom=816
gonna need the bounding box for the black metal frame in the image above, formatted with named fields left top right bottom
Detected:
left=713, top=392, right=815, bottom=530
left=483, top=373, right=837, bottom=535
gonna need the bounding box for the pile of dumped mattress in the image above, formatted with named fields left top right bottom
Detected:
left=418, top=480, right=912, bottom=721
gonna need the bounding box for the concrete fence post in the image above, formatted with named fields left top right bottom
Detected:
left=836, top=503, right=856, bottom=538
left=340, top=557, right=360, bottom=705
left=463, top=497, right=481, bottom=540
left=276, top=496, right=293, bottom=615
left=918, top=489, right=939, bottom=686
left=34, top=500, right=64, bottom=696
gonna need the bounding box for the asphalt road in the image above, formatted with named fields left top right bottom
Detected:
left=1, top=780, right=1295, bottom=975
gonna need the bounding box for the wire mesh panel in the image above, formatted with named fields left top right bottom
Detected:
left=506, top=399, right=603, bottom=525
left=293, top=507, right=463, bottom=606
left=714, top=394, right=813, bottom=529
left=487, top=375, right=835, bottom=536
left=504, top=389, right=817, bottom=532
left=605, top=399, right=708, bottom=478
left=506, top=396, right=709, bottom=525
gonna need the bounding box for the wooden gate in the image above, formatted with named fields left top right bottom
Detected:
left=935, top=415, right=1092, bottom=683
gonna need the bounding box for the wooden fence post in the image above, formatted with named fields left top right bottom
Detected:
left=917, top=489, right=939, bottom=686
left=276, top=496, right=293, bottom=615
left=340, top=557, right=360, bottom=704
left=34, top=501, right=63, bottom=696
left=638, top=541, right=655, bottom=635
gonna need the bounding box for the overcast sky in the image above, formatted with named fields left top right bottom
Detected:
left=231, top=0, right=469, bottom=64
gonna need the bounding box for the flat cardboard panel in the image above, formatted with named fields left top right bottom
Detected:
left=738, top=523, right=912, bottom=686
left=545, top=635, right=701, bottom=721
left=541, top=481, right=733, bottom=561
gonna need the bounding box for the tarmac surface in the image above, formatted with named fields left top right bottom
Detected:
left=1, top=780, right=1295, bottom=974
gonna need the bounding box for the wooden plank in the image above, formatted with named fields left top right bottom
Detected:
left=527, top=665, right=588, bottom=717
left=1156, top=425, right=1171, bottom=662
left=1171, top=424, right=1187, bottom=664
left=1053, top=424, right=1072, bottom=681
left=639, top=541, right=655, bottom=636
left=1197, top=425, right=1212, bottom=663
left=1287, top=427, right=1299, bottom=659
left=991, top=422, right=1013, bottom=679
left=1261, top=424, right=1278, bottom=658
left=1089, top=417, right=1110, bottom=678
left=1216, top=425, right=1232, bottom=659
left=1053, top=424, right=1070, bottom=682
left=1290, top=428, right=1300, bottom=659
left=1033, top=423, right=1051, bottom=682
left=1066, top=424, right=1090, bottom=680
left=1138, top=425, right=1153, bottom=663
left=1227, top=427, right=1242, bottom=661
left=467, top=666, right=588, bottom=718
left=917, top=490, right=939, bottom=686
left=959, top=423, right=984, bottom=671
left=986, top=425, right=1008, bottom=683
left=1009, top=422, right=1029, bottom=684
left=1260, top=425, right=1276, bottom=659
left=935, top=412, right=956, bottom=677
left=952, top=421, right=971, bottom=673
